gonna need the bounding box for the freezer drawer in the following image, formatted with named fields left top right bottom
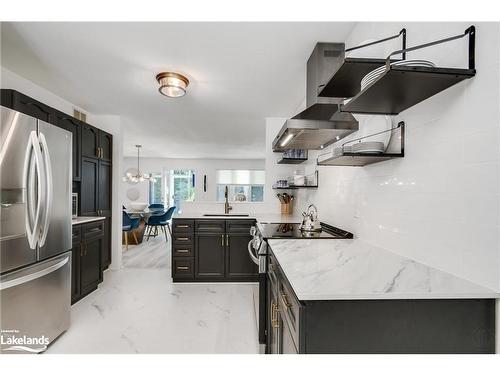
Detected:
left=0, top=252, right=71, bottom=354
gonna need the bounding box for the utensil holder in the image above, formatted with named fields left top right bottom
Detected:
left=281, top=201, right=293, bottom=215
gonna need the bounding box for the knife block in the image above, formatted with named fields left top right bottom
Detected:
left=280, top=201, right=293, bottom=215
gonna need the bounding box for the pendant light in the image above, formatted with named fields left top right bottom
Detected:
left=123, top=145, right=151, bottom=183
left=156, top=72, right=189, bottom=98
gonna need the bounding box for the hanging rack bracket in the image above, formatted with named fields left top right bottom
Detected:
left=385, top=26, right=475, bottom=70
left=345, top=28, right=407, bottom=60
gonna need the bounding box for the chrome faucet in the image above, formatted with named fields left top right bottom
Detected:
left=224, top=186, right=233, bottom=214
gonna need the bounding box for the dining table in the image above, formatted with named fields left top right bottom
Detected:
left=124, top=208, right=168, bottom=245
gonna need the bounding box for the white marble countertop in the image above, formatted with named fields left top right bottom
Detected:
left=72, top=216, right=106, bottom=225
left=268, top=239, right=499, bottom=301
left=173, top=212, right=302, bottom=224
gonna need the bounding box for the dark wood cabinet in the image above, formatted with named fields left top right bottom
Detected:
left=195, top=233, right=226, bottom=279
left=172, top=218, right=257, bottom=282
left=80, top=157, right=99, bottom=216
left=226, top=232, right=258, bottom=280
left=54, top=111, right=82, bottom=181
left=97, top=160, right=112, bottom=215
left=1, top=89, right=55, bottom=123
left=71, top=221, right=104, bottom=304
left=80, top=235, right=102, bottom=294
left=81, top=123, right=99, bottom=159
left=98, top=131, right=112, bottom=162
left=101, top=217, right=112, bottom=271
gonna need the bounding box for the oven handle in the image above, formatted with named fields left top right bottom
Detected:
left=247, top=239, right=259, bottom=265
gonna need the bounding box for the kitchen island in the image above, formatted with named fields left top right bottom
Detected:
left=266, top=239, right=498, bottom=354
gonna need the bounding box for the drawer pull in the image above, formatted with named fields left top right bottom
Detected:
left=177, top=237, right=190, bottom=241
left=177, top=266, right=189, bottom=270
left=86, top=227, right=101, bottom=233
left=176, top=249, right=190, bottom=253
left=176, top=225, right=190, bottom=228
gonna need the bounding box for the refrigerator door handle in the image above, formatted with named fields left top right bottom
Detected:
left=22, top=131, right=45, bottom=249
left=38, top=132, right=53, bottom=247
left=0, top=256, right=69, bottom=291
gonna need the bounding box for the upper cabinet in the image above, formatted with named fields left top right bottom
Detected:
left=81, top=123, right=100, bottom=159
left=98, top=131, right=112, bottom=162
left=1, top=90, right=55, bottom=123
left=82, top=123, right=112, bottom=163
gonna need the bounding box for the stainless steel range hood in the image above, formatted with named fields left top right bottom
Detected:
left=273, top=43, right=358, bottom=152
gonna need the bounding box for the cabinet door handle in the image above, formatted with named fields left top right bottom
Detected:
left=221, top=234, right=224, bottom=247
left=80, top=243, right=83, bottom=257
left=271, top=302, right=280, bottom=328
left=177, top=266, right=189, bottom=270
left=226, top=234, right=229, bottom=247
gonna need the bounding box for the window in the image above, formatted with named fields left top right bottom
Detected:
left=216, top=170, right=265, bottom=203
left=169, top=169, right=195, bottom=210
left=148, top=173, right=163, bottom=204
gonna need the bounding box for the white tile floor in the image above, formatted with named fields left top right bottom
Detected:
left=47, top=235, right=260, bottom=354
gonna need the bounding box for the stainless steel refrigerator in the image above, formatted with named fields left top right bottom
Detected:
left=0, top=106, right=72, bottom=354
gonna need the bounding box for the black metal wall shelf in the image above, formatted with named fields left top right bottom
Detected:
left=272, top=171, right=319, bottom=189
left=318, top=58, right=399, bottom=99
left=317, top=122, right=405, bottom=167
left=277, top=157, right=308, bottom=165
left=341, top=26, right=476, bottom=115
left=318, top=29, right=407, bottom=99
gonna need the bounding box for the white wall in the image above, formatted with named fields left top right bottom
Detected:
left=121, top=157, right=274, bottom=214
left=1, top=66, right=124, bottom=270
left=282, top=22, right=500, bottom=290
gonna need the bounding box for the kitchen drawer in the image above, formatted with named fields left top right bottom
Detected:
left=82, top=221, right=104, bottom=240
left=173, top=233, right=194, bottom=245
left=172, top=258, right=194, bottom=278
left=226, top=219, right=256, bottom=233
left=72, top=225, right=81, bottom=245
left=278, top=274, right=301, bottom=351
left=195, top=219, right=225, bottom=233
left=172, top=220, right=194, bottom=233
left=173, top=245, right=193, bottom=257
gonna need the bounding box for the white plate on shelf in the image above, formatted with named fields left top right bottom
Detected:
left=360, top=59, right=436, bottom=90
left=352, top=141, right=385, bottom=154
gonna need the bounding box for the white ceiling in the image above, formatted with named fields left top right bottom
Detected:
left=1, top=22, right=355, bottom=158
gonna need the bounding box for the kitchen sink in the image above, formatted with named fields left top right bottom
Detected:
left=203, top=214, right=250, bottom=217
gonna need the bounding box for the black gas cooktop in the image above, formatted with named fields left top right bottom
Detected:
left=258, top=222, right=353, bottom=239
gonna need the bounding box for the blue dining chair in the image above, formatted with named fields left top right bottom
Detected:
left=122, top=211, right=140, bottom=250
left=148, top=203, right=165, bottom=213
left=145, top=206, right=176, bottom=242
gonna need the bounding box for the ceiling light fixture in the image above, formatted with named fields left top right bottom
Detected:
left=122, top=145, right=151, bottom=183
left=156, top=72, right=189, bottom=98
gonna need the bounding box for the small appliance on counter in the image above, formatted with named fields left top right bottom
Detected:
left=300, top=204, right=322, bottom=232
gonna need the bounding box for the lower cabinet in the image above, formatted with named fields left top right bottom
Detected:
left=226, top=232, right=257, bottom=280
left=195, top=233, right=225, bottom=280
left=172, top=218, right=258, bottom=282
left=71, top=220, right=104, bottom=304
left=265, top=248, right=496, bottom=354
